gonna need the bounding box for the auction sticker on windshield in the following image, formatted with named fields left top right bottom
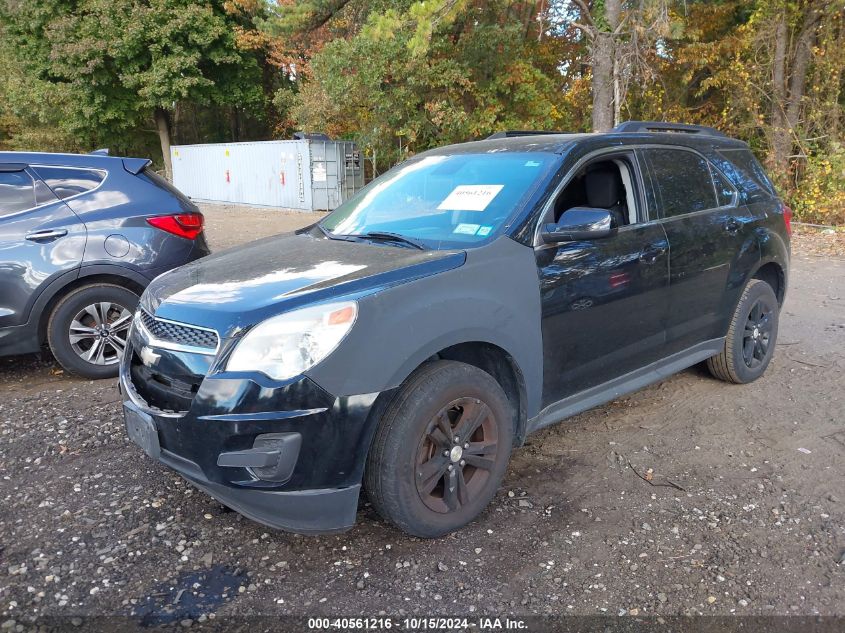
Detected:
left=438, top=184, right=504, bottom=211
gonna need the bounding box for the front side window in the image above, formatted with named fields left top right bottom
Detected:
left=0, top=170, right=36, bottom=215
left=645, top=149, right=717, bottom=218
left=543, top=154, right=642, bottom=235
left=32, top=166, right=105, bottom=200
left=320, top=152, right=556, bottom=248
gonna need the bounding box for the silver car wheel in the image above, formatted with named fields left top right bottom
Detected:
left=68, top=302, right=133, bottom=366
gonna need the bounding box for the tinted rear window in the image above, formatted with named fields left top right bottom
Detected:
left=33, top=166, right=105, bottom=199
left=711, top=165, right=737, bottom=207
left=715, top=149, right=778, bottom=202
left=0, top=170, right=36, bottom=215
left=644, top=148, right=717, bottom=218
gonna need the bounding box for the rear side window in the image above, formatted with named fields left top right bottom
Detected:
left=32, top=166, right=105, bottom=200
left=644, top=148, right=717, bottom=218
left=0, top=170, right=36, bottom=215
left=711, top=166, right=737, bottom=207
left=715, top=149, right=778, bottom=202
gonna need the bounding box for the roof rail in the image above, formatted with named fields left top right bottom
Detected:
left=486, top=130, right=565, bottom=140
left=613, top=121, right=726, bottom=138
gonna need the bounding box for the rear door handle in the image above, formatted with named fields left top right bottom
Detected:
left=725, top=217, right=740, bottom=234
left=25, top=229, right=68, bottom=242
left=639, top=244, right=667, bottom=264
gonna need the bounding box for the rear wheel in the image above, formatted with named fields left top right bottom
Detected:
left=707, top=279, right=779, bottom=384
left=365, top=361, right=513, bottom=538
left=47, top=283, right=139, bottom=379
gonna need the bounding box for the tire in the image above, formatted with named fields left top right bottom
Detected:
left=47, top=283, right=139, bottom=379
left=365, top=360, right=514, bottom=538
left=706, top=279, right=779, bottom=384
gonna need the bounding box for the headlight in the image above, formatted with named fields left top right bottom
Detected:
left=226, top=301, right=358, bottom=381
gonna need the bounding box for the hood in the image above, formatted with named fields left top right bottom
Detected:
left=144, top=231, right=465, bottom=336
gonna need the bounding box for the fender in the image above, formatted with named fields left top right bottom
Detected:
left=30, top=262, right=151, bottom=324
left=24, top=263, right=151, bottom=340
left=753, top=223, right=790, bottom=299
left=306, top=236, right=545, bottom=419
left=716, top=226, right=761, bottom=331
left=715, top=219, right=789, bottom=337
left=76, top=262, right=154, bottom=288
left=0, top=268, right=79, bottom=355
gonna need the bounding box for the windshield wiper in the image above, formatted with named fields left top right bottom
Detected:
left=352, top=231, right=428, bottom=250
left=315, top=223, right=344, bottom=240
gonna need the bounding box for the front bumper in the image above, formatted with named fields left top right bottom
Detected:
left=119, top=334, right=380, bottom=534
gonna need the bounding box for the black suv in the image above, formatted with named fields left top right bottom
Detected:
left=121, top=122, right=790, bottom=537
left=0, top=151, right=210, bottom=378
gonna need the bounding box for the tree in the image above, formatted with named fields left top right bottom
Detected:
left=276, top=0, right=566, bottom=167
left=664, top=0, right=841, bottom=189
left=0, top=0, right=265, bottom=177
left=0, top=20, right=84, bottom=152
left=554, top=0, right=675, bottom=132
left=768, top=1, right=830, bottom=174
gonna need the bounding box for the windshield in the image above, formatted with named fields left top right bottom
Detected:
left=320, top=152, right=556, bottom=248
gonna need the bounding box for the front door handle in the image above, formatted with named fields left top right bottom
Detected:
left=25, top=229, right=68, bottom=242
left=639, top=244, right=667, bottom=264
left=724, top=217, right=741, bottom=234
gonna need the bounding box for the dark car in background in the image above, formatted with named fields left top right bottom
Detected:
left=0, top=151, right=209, bottom=378
left=121, top=122, right=790, bottom=537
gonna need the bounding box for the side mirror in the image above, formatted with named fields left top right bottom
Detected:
left=541, top=207, right=615, bottom=243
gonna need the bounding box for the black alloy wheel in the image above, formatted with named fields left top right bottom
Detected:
left=741, top=298, right=773, bottom=369
left=414, top=397, right=499, bottom=514
left=707, top=279, right=779, bottom=384
left=365, top=361, right=513, bottom=538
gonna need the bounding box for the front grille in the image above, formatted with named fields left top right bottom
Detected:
left=139, top=308, right=218, bottom=351
left=129, top=354, right=198, bottom=414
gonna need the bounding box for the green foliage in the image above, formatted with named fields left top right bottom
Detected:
left=609, top=0, right=844, bottom=223
left=0, top=0, right=265, bottom=158
left=290, top=0, right=566, bottom=169
left=2, top=0, right=843, bottom=223
left=792, top=143, right=845, bottom=225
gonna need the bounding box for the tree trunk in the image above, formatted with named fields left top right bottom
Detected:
left=606, top=0, right=622, bottom=128
left=785, top=8, right=821, bottom=131
left=590, top=0, right=622, bottom=132
left=613, top=53, right=622, bottom=127
left=829, top=21, right=845, bottom=140
left=770, top=6, right=821, bottom=181
left=770, top=14, right=790, bottom=175
left=154, top=108, right=173, bottom=181
left=229, top=107, right=240, bottom=142
left=591, top=32, right=615, bottom=132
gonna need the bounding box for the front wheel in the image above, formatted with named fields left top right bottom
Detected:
left=365, top=361, right=514, bottom=538
left=47, top=283, right=139, bottom=379
left=707, top=279, right=779, bottom=384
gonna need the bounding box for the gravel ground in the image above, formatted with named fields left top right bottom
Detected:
left=197, top=203, right=326, bottom=252
left=1, top=204, right=843, bottom=628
